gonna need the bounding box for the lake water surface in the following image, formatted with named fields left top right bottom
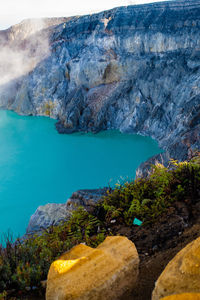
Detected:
left=0, top=110, right=162, bottom=237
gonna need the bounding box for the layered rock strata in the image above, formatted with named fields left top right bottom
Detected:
left=0, top=0, right=199, bottom=169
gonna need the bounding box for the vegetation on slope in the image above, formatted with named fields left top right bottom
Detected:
left=0, top=152, right=200, bottom=297
left=102, top=155, right=200, bottom=225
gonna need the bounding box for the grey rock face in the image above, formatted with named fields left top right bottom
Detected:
left=26, top=203, right=71, bottom=233
left=66, top=188, right=108, bottom=213
left=0, top=0, right=200, bottom=170
left=27, top=188, right=107, bottom=233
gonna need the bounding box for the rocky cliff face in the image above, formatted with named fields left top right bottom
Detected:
left=0, top=0, right=200, bottom=169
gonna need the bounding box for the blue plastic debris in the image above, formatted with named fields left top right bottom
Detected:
left=133, top=218, right=143, bottom=226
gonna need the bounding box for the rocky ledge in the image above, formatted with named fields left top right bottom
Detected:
left=0, top=0, right=199, bottom=172
left=27, top=188, right=107, bottom=233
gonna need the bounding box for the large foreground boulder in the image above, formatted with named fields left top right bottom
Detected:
left=46, top=236, right=139, bottom=300
left=152, top=237, right=200, bottom=300
left=161, top=293, right=200, bottom=300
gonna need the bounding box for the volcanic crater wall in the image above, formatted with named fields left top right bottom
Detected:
left=0, top=0, right=200, bottom=169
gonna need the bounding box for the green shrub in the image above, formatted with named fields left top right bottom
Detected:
left=0, top=208, right=106, bottom=293
left=102, top=153, right=200, bottom=225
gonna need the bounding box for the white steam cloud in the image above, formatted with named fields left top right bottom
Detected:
left=0, top=19, right=56, bottom=86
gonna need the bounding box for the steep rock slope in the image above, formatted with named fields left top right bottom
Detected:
left=0, top=0, right=200, bottom=167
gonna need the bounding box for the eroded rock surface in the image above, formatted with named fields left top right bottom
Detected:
left=152, top=236, right=200, bottom=300
left=26, top=203, right=71, bottom=233
left=66, top=188, right=108, bottom=213
left=27, top=188, right=106, bottom=233
left=0, top=0, right=199, bottom=171
left=161, top=294, right=200, bottom=300
left=46, top=236, right=139, bottom=300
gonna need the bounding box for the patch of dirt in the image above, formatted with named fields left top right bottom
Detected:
left=115, top=199, right=200, bottom=300
left=129, top=223, right=200, bottom=300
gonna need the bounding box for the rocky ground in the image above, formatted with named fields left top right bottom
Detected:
left=14, top=194, right=200, bottom=300
left=13, top=224, right=200, bottom=300
left=16, top=224, right=200, bottom=300
left=130, top=223, right=200, bottom=300
left=112, top=199, right=200, bottom=299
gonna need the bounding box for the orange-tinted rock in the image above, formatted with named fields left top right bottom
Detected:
left=161, top=293, right=200, bottom=300
left=46, top=236, right=139, bottom=300
left=152, top=237, right=200, bottom=300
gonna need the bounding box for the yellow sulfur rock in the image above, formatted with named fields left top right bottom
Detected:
left=46, top=236, right=139, bottom=300
left=152, top=237, right=200, bottom=300
left=161, top=293, right=200, bottom=300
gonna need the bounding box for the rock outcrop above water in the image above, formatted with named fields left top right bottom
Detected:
left=26, top=203, right=71, bottom=234
left=152, top=236, right=200, bottom=300
left=66, top=188, right=108, bottom=213
left=46, top=236, right=139, bottom=300
left=27, top=188, right=107, bottom=233
left=0, top=0, right=200, bottom=169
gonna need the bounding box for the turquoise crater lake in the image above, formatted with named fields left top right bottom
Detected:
left=0, top=110, right=162, bottom=237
